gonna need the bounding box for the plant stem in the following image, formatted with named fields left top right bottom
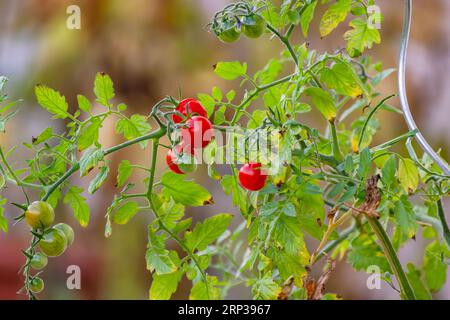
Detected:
left=266, top=24, right=298, bottom=67
left=330, top=119, right=343, bottom=162
left=41, top=127, right=166, bottom=201
left=230, top=73, right=295, bottom=125
left=366, top=217, right=416, bottom=300
left=315, top=224, right=356, bottom=263
left=437, top=199, right=450, bottom=248
left=0, top=148, right=43, bottom=190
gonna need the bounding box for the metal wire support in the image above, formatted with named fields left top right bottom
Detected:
left=398, top=0, right=450, bottom=175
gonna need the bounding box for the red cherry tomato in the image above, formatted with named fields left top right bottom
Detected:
left=239, top=162, right=267, bottom=191
left=166, top=144, right=198, bottom=174
left=166, top=148, right=184, bottom=174
left=172, top=98, right=208, bottom=123
left=181, top=116, right=214, bottom=153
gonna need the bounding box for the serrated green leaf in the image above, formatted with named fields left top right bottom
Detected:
left=115, top=114, right=151, bottom=149
left=251, top=276, right=281, bottom=300
left=214, top=61, right=247, bottom=81
left=320, top=62, right=363, bottom=97
left=64, top=186, right=90, bottom=227
left=78, top=118, right=102, bottom=151
left=423, top=241, right=447, bottom=292
left=197, top=93, right=215, bottom=117
left=161, top=171, right=212, bottom=207
left=398, top=158, right=419, bottom=193
left=79, top=146, right=104, bottom=177
left=189, top=275, right=221, bottom=300
left=116, top=160, right=133, bottom=187
left=344, top=18, right=380, bottom=57
left=406, top=263, right=432, bottom=300
left=94, top=72, right=115, bottom=107
left=185, top=213, right=233, bottom=251
left=303, top=87, right=336, bottom=121
left=146, top=227, right=180, bottom=275
left=112, top=201, right=139, bottom=224
left=88, top=165, right=109, bottom=194
left=150, top=271, right=182, bottom=300
left=348, top=233, right=391, bottom=273
left=35, top=85, right=69, bottom=119
left=32, top=127, right=53, bottom=145
left=394, top=196, right=418, bottom=239
left=320, top=0, right=351, bottom=37
left=381, top=155, right=396, bottom=188
left=300, top=0, right=317, bottom=37
left=77, top=94, right=92, bottom=112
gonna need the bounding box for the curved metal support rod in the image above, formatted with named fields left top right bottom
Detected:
left=398, top=0, right=450, bottom=175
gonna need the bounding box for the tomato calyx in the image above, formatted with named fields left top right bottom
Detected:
left=238, top=162, right=268, bottom=191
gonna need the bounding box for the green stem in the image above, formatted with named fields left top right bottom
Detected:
left=366, top=217, right=416, bottom=300
left=315, top=224, right=356, bottom=262
left=266, top=24, right=298, bottom=67
left=230, top=73, right=295, bottom=125
left=0, top=148, right=43, bottom=190
left=437, top=199, right=450, bottom=248
left=330, top=120, right=343, bottom=162
left=41, top=127, right=166, bottom=201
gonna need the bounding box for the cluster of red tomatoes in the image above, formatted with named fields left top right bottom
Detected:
left=166, top=99, right=267, bottom=191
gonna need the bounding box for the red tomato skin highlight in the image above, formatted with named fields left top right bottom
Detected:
left=239, top=162, right=267, bottom=191
left=172, top=98, right=208, bottom=123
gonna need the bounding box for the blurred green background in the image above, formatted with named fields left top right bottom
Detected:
left=0, top=0, right=449, bottom=299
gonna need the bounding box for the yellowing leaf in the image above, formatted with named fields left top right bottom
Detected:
left=161, top=171, right=212, bottom=207
left=398, top=158, right=419, bottom=193
left=320, top=0, right=351, bottom=37
left=304, top=87, right=336, bottom=121
left=344, top=18, right=381, bottom=57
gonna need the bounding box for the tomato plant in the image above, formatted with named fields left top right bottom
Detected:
left=0, top=0, right=449, bottom=300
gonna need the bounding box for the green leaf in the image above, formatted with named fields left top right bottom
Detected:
left=406, top=263, right=432, bottom=300
left=266, top=214, right=310, bottom=284
left=161, top=171, right=212, bottom=207
left=35, top=85, right=69, bottom=119
left=423, top=241, right=447, bottom=292
left=77, top=94, right=92, bottom=112
left=319, top=0, right=351, bottom=37
left=64, top=186, right=90, bottom=227
left=348, top=233, right=391, bottom=273
left=155, top=196, right=185, bottom=230
left=149, top=271, right=182, bottom=300
left=189, top=276, right=221, bottom=300
left=79, top=146, right=104, bottom=177
left=398, top=158, right=419, bottom=193
left=394, top=196, right=417, bottom=239
left=88, top=165, right=109, bottom=194
left=116, top=160, right=133, bottom=187
left=300, top=0, right=317, bottom=37
left=251, top=276, right=281, bottom=300
left=381, top=155, right=396, bottom=188
left=320, top=62, right=363, bottom=97
left=220, top=174, right=247, bottom=215
left=254, top=59, right=283, bottom=85
left=78, top=118, right=102, bottom=151
left=213, top=106, right=226, bottom=125
left=197, top=93, right=215, bottom=117
left=146, top=227, right=180, bottom=275
left=115, top=114, right=151, bottom=149
left=303, top=87, right=336, bottom=121
left=112, top=201, right=139, bottom=224
left=185, top=213, right=233, bottom=251
left=214, top=61, right=247, bottom=81
left=211, top=86, right=222, bottom=101
left=357, top=147, right=371, bottom=180
left=0, top=198, right=8, bottom=233
left=32, top=127, right=53, bottom=145
left=94, top=72, right=115, bottom=107
left=344, top=18, right=381, bottom=57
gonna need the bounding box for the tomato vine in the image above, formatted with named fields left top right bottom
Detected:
left=0, top=0, right=449, bottom=300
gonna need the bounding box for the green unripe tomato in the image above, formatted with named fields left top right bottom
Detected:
left=25, top=201, right=55, bottom=230
left=30, top=252, right=48, bottom=270
left=241, top=14, right=266, bottom=38
left=39, top=228, right=67, bottom=257
left=218, top=27, right=241, bottom=43
left=54, top=223, right=75, bottom=246
left=30, top=277, right=44, bottom=293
